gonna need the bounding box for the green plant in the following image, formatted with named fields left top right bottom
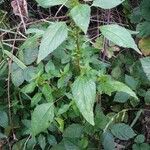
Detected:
left=0, top=0, right=150, bottom=149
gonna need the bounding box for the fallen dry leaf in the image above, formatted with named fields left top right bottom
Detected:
left=11, top=0, right=28, bottom=18
left=139, top=37, right=150, bottom=56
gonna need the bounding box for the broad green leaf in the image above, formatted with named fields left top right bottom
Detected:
left=52, top=47, right=70, bottom=64
left=130, top=61, right=150, bottom=86
left=0, top=132, right=7, bottom=139
left=134, top=134, right=145, bottom=144
left=72, top=76, right=96, bottom=125
left=31, top=103, right=54, bottom=136
left=57, top=72, right=72, bottom=88
left=36, top=0, right=67, bottom=8
left=95, top=105, right=110, bottom=129
left=37, top=22, right=68, bottom=63
left=130, top=7, right=142, bottom=24
left=0, top=0, right=4, bottom=5
left=63, top=138, right=80, bottom=150
left=70, top=4, right=91, bottom=34
left=21, top=82, right=36, bottom=94
left=141, top=0, right=150, bottom=21
left=92, top=0, right=125, bottom=9
left=47, top=135, right=57, bottom=145
left=4, top=50, right=27, bottom=69
left=38, top=134, right=46, bottom=150
left=26, top=137, right=36, bottom=150
left=31, top=93, right=42, bottom=107
left=12, top=138, right=27, bottom=150
left=23, top=66, right=38, bottom=82
left=57, top=104, right=70, bottom=116
left=100, top=24, right=142, bottom=55
left=26, top=28, right=45, bottom=35
left=42, top=84, right=53, bottom=102
left=22, top=119, right=31, bottom=135
left=111, top=123, right=136, bottom=140
left=45, top=61, right=60, bottom=77
left=22, top=47, right=38, bottom=65
left=0, top=111, right=8, bottom=128
left=51, top=142, right=66, bottom=150
left=20, top=34, right=41, bottom=50
left=63, top=124, right=83, bottom=138
left=137, top=22, right=150, bottom=38
left=114, top=92, right=130, bottom=103
left=98, top=75, right=138, bottom=99
left=11, top=63, right=24, bottom=87
left=140, top=57, right=150, bottom=80
left=112, top=81, right=138, bottom=99
left=102, top=132, right=115, bottom=150
left=125, top=75, right=138, bottom=90
left=132, top=143, right=150, bottom=150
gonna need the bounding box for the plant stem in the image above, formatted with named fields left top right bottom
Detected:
left=75, top=30, right=81, bottom=73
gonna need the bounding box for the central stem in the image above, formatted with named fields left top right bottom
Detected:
left=75, top=30, right=81, bottom=73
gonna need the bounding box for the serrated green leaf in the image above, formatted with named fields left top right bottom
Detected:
left=35, top=0, right=67, bottom=8
left=92, top=0, right=125, bottom=9
left=111, top=123, right=136, bottom=140
left=70, top=4, right=91, bottom=34
left=31, top=103, right=54, bottom=136
left=37, top=22, right=68, bottom=63
left=100, top=24, right=142, bottom=55
left=72, top=76, right=96, bottom=125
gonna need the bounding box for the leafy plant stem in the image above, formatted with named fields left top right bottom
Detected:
left=75, top=29, right=81, bottom=73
